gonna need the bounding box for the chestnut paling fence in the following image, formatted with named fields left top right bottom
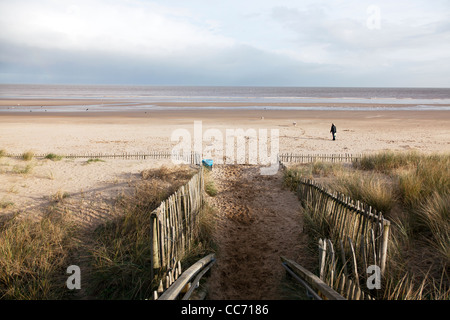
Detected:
left=4, top=151, right=202, bottom=164
left=279, top=153, right=362, bottom=164
left=4, top=151, right=362, bottom=165
left=150, top=167, right=212, bottom=299
left=281, top=162, right=391, bottom=300
left=297, top=178, right=391, bottom=274
left=150, top=167, right=204, bottom=271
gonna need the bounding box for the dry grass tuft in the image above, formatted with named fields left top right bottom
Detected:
left=332, top=171, right=397, bottom=216
left=0, top=213, right=79, bottom=299
left=50, top=190, right=70, bottom=204
left=22, top=151, right=34, bottom=161
left=12, top=164, right=34, bottom=175
left=45, top=153, right=63, bottom=161
left=204, top=170, right=218, bottom=197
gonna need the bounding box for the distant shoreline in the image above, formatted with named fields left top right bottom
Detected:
left=1, top=98, right=450, bottom=114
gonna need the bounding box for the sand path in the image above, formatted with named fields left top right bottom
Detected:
left=205, top=165, right=314, bottom=300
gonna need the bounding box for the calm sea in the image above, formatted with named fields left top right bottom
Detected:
left=1, top=84, right=450, bottom=112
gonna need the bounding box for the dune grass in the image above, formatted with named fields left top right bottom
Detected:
left=45, top=153, right=63, bottom=161
left=22, top=151, right=34, bottom=161
left=0, top=213, right=79, bottom=299
left=205, top=180, right=218, bottom=197
left=416, top=192, right=450, bottom=265
left=284, top=151, right=450, bottom=300
left=332, top=171, right=397, bottom=216
left=0, top=199, right=14, bottom=209
left=50, top=190, right=70, bottom=204
left=12, top=164, right=33, bottom=175
left=86, top=158, right=105, bottom=164
left=204, top=170, right=218, bottom=197
left=355, top=151, right=449, bottom=205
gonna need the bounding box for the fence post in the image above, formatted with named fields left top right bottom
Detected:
left=348, top=237, right=359, bottom=284
left=319, top=239, right=327, bottom=280
left=326, top=239, right=336, bottom=288
left=151, top=212, right=160, bottom=269
left=379, top=222, right=390, bottom=276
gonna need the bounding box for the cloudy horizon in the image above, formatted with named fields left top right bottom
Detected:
left=1, top=0, right=449, bottom=87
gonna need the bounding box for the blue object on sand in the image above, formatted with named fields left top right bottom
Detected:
left=202, top=159, right=213, bottom=168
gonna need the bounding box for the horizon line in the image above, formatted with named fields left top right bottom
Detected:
left=1, top=83, right=449, bottom=89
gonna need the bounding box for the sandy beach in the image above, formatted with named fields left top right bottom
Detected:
left=1, top=99, right=449, bottom=156
left=1, top=99, right=449, bottom=221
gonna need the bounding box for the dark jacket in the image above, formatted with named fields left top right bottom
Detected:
left=330, top=124, right=337, bottom=133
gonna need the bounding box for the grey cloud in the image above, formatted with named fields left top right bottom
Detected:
left=0, top=40, right=335, bottom=86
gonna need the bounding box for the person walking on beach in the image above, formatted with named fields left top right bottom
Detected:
left=330, top=123, right=337, bottom=140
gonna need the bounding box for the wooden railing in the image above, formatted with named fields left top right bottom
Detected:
left=281, top=256, right=345, bottom=300
left=157, top=254, right=216, bottom=300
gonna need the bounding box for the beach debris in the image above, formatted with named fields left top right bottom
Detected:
left=293, top=122, right=297, bottom=126
left=202, top=159, right=213, bottom=170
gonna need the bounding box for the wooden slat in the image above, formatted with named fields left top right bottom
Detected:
left=281, top=256, right=346, bottom=300
left=158, top=254, right=215, bottom=300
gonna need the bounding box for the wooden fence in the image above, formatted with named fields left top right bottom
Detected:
left=318, top=238, right=377, bottom=300
left=5, top=151, right=359, bottom=165
left=3, top=151, right=202, bottom=164
left=280, top=161, right=391, bottom=299
left=296, top=178, right=390, bottom=275
left=279, top=153, right=362, bottom=163
left=150, top=166, right=204, bottom=275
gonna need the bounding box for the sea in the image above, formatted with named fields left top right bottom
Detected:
left=1, top=84, right=450, bottom=112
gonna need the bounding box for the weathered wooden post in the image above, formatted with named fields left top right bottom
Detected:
left=379, top=221, right=390, bottom=276
left=151, top=211, right=160, bottom=269
left=319, top=239, right=327, bottom=280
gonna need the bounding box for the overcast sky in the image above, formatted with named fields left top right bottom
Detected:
left=1, top=0, right=449, bottom=87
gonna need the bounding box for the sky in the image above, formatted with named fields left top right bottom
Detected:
left=0, top=0, right=449, bottom=87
